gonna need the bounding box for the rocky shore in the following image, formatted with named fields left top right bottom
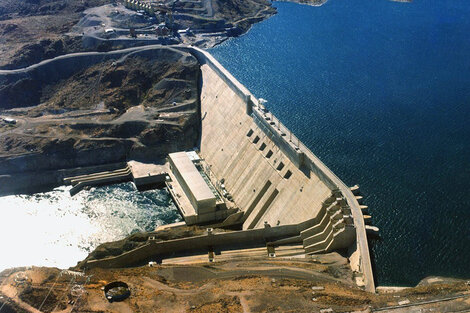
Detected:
left=274, top=0, right=327, bottom=7
left=1, top=1, right=465, bottom=313
left=273, top=0, right=409, bottom=7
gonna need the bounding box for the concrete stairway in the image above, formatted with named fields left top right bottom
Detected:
left=64, top=166, right=132, bottom=196
left=300, top=194, right=356, bottom=255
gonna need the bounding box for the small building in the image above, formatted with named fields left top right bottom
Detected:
left=177, top=28, right=191, bottom=35
left=168, top=152, right=216, bottom=214
left=185, top=150, right=201, bottom=163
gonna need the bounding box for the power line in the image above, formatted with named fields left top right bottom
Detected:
left=0, top=269, right=32, bottom=313
left=51, top=274, right=77, bottom=312
left=69, top=275, right=91, bottom=313
left=38, top=269, right=65, bottom=311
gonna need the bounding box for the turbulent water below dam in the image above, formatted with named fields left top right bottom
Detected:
left=0, top=183, right=181, bottom=271
left=210, top=0, right=470, bottom=286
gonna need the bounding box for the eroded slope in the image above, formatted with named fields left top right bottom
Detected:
left=0, top=47, right=200, bottom=193
left=0, top=0, right=275, bottom=69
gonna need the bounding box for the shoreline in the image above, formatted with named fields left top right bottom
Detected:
left=273, top=0, right=327, bottom=7
left=0, top=2, right=467, bottom=311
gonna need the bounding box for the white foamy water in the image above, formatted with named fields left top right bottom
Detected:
left=0, top=183, right=181, bottom=271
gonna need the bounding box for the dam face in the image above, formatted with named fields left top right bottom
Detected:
left=186, top=46, right=374, bottom=292
left=199, top=64, right=331, bottom=229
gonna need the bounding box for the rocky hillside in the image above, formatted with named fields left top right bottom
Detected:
left=0, top=0, right=275, bottom=69
left=0, top=0, right=111, bottom=19
left=0, top=47, right=200, bottom=194
left=0, top=0, right=112, bottom=69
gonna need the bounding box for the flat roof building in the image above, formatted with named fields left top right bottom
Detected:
left=168, top=152, right=216, bottom=214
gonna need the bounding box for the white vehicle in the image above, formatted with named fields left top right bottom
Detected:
left=3, top=117, right=16, bottom=124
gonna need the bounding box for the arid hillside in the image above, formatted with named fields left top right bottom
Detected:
left=0, top=48, right=200, bottom=182
left=0, top=0, right=275, bottom=69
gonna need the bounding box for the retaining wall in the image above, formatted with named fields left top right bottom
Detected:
left=85, top=224, right=301, bottom=268
left=0, top=162, right=127, bottom=196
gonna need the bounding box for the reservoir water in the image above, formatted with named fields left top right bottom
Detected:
left=210, top=0, right=470, bottom=285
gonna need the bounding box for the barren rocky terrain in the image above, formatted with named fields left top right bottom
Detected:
left=0, top=0, right=275, bottom=69
left=0, top=2, right=462, bottom=313
left=0, top=0, right=111, bottom=69
left=0, top=46, right=200, bottom=194
left=0, top=0, right=276, bottom=192
left=1, top=259, right=469, bottom=313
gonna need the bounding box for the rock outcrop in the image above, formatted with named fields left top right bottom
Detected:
left=0, top=47, right=201, bottom=195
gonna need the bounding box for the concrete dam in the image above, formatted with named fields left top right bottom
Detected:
left=188, top=46, right=375, bottom=292
left=0, top=45, right=375, bottom=292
